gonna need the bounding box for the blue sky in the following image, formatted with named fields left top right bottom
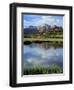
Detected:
left=23, top=14, right=63, bottom=28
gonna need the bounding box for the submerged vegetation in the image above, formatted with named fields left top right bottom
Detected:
left=23, top=65, right=63, bottom=75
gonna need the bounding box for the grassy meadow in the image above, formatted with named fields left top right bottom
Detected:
left=23, top=64, right=63, bottom=75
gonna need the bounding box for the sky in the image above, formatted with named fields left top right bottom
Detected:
left=23, top=14, right=63, bottom=28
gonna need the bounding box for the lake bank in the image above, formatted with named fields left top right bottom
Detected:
left=23, top=38, right=63, bottom=48
left=23, top=38, right=63, bottom=42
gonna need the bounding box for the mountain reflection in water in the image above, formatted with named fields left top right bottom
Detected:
left=23, top=42, right=63, bottom=69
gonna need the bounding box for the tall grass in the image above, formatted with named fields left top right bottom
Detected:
left=23, top=64, right=63, bottom=75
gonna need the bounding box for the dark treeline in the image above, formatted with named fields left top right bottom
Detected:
left=24, top=41, right=63, bottom=48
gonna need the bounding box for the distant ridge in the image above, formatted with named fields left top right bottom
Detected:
left=24, top=24, right=63, bottom=34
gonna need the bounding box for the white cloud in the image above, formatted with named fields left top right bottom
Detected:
left=24, top=15, right=63, bottom=28
left=24, top=46, right=57, bottom=64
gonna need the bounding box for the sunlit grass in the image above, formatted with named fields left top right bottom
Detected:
left=23, top=38, right=63, bottom=42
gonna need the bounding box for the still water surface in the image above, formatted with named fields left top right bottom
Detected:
left=23, top=43, right=63, bottom=68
